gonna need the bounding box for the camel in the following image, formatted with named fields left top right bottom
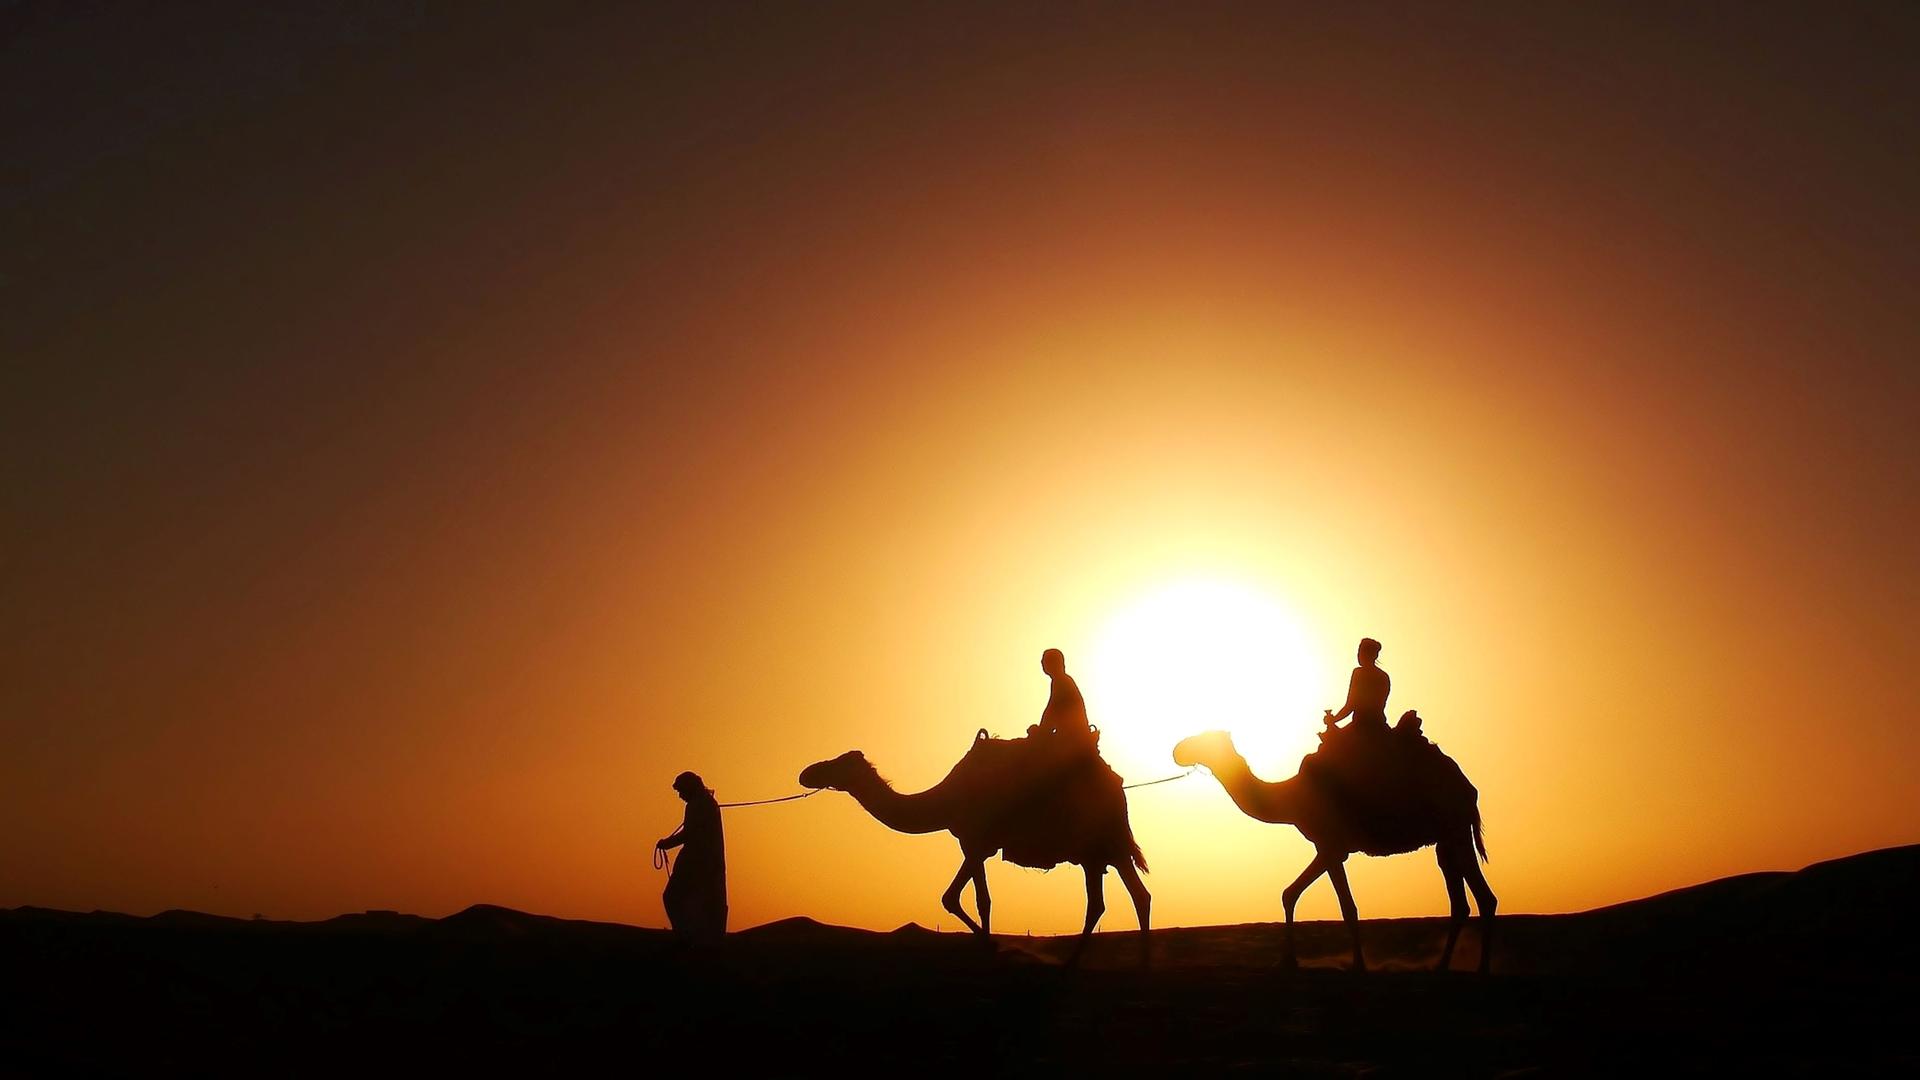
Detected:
left=1172, top=729, right=1496, bottom=973
left=799, top=730, right=1151, bottom=964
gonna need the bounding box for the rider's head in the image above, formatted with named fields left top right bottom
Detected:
left=672, top=771, right=710, bottom=802
left=1358, top=638, right=1382, bottom=665
left=1040, top=648, right=1066, bottom=677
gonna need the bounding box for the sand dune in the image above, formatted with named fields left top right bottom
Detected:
left=5, top=845, right=1915, bottom=1074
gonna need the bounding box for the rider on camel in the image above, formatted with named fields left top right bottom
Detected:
left=1031, top=648, right=1093, bottom=741
left=1324, top=637, right=1391, bottom=738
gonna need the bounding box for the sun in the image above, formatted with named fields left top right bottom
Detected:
left=1080, top=577, right=1329, bottom=775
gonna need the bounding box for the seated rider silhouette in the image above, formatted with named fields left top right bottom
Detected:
left=1324, top=637, right=1391, bottom=739
left=1030, top=648, right=1092, bottom=741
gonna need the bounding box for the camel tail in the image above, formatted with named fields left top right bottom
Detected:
left=1130, top=835, right=1150, bottom=873
left=1471, top=810, right=1489, bottom=864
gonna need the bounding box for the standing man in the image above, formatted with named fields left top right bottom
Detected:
left=656, top=771, right=727, bottom=941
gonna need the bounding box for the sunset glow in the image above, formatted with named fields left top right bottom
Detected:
left=1085, top=577, right=1325, bottom=776
left=4, top=5, right=1915, bottom=943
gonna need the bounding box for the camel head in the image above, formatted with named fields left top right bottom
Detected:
left=1172, top=730, right=1243, bottom=771
left=799, top=750, right=877, bottom=792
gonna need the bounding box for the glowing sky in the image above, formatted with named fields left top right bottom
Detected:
left=4, top=5, right=1915, bottom=932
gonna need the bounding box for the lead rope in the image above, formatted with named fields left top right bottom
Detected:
left=651, top=768, right=1186, bottom=873
left=651, top=788, right=824, bottom=872
left=717, top=788, right=822, bottom=808
left=1123, top=766, right=1199, bottom=789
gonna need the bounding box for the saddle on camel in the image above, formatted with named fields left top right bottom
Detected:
left=949, top=723, right=1129, bottom=870
left=1302, top=707, right=1473, bottom=856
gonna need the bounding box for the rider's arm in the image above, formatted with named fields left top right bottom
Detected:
left=1328, top=668, right=1361, bottom=724
left=1038, top=680, right=1061, bottom=733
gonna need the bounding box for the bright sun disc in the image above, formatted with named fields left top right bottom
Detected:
left=1082, top=577, right=1326, bottom=774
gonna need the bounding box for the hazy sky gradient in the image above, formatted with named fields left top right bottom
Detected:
left=5, top=3, right=1915, bottom=931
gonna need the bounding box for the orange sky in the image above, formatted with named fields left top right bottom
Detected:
left=4, top=5, right=1916, bottom=932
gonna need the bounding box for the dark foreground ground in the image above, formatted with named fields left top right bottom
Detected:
left=5, top=846, right=1916, bottom=1077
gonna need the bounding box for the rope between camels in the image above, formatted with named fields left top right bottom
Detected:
left=1123, top=766, right=1198, bottom=790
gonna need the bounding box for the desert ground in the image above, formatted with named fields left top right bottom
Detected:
left=5, top=845, right=1914, bottom=1076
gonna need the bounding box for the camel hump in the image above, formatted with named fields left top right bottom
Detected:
left=942, top=731, right=1134, bottom=871
left=1302, top=726, right=1479, bottom=851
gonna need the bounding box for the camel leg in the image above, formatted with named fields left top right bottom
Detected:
left=970, top=860, right=992, bottom=938
left=1437, top=842, right=1471, bottom=971
left=1326, top=859, right=1364, bottom=972
left=1463, top=856, right=1498, bottom=974
left=1067, top=864, right=1107, bottom=967
left=1113, top=858, right=1151, bottom=968
left=1280, top=852, right=1333, bottom=970
left=940, top=860, right=984, bottom=936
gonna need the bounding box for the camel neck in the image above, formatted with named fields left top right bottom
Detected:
left=845, top=772, right=948, bottom=835
left=1210, top=753, right=1302, bottom=825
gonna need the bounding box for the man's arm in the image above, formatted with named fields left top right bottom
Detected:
left=1062, top=677, right=1088, bottom=730
left=657, top=825, right=687, bottom=851
left=1328, top=669, right=1361, bottom=724
left=1040, top=679, right=1073, bottom=733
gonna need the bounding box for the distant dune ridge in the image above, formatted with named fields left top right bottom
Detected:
left=4, top=846, right=1915, bottom=1073
left=8, top=843, right=1913, bottom=968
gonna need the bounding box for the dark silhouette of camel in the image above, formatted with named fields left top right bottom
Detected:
left=800, top=730, right=1151, bottom=964
left=1173, top=729, right=1496, bottom=972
